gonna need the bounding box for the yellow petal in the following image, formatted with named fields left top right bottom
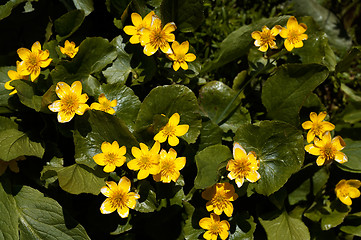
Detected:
left=294, top=40, right=304, bottom=48
left=48, top=100, right=62, bottom=112
left=31, top=41, right=42, bottom=52
left=137, top=169, right=150, bottom=180
left=185, top=53, right=196, bottom=62
left=223, top=202, right=233, bottom=217
left=118, top=145, right=126, bottom=156
left=180, top=61, right=188, bottom=70
left=251, top=31, right=261, bottom=40
left=172, top=61, right=180, bottom=71
left=316, top=156, right=325, bottom=166
left=219, top=227, right=230, bottom=240
left=332, top=136, right=346, bottom=151
left=168, top=135, right=179, bottom=146
left=127, top=159, right=139, bottom=171
left=100, top=198, right=116, bottom=214
left=246, top=170, right=261, bottom=182
left=321, top=122, right=335, bottom=132
left=117, top=206, right=129, bottom=218
left=163, top=22, right=176, bottom=34
left=70, top=81, right=82, bottom=96
left=258, top=44, right=268, bottom=52
left=235, top=177, right=245, bottom=188
left=279, top=28, right=289, bottom=38
left=171, top=41, right=180, bottom=54
left=302, top=121, right=313, bottom=130
left=334, top=152, right=347, bottom=164
left=154, top=131, right=167, bottom=143
left=348, top=180, right=361, bottom=188
left=287, top=16, right=299, bottom=30
left=160, top=42, right=172, bottom=54
left=150, top=141, right=160, bottom=155
left=306, top=130, right=316, bottom=143
left=118, top=176, right=131, bottom=192
left=299, top=23, right=307, bottom=33
left=348, top=188, right=360, bottom=198
left=284, top=39, right=294, bottom=51
left=131, top=12, right=143, bottom=26
left=124, top=26, right=138, bottom=36
left=131, top=146, right=142, bottom=159
left=179, top=41, right=190, bottom=53
left=309, top=112, right=318, bottom=122
left=175, top=157, right=186, bottom=170
left=30, top=68, right=40, bottom=81
left=271, top=25, right=282, bottom=36
left=93, top=153, right=106, bottom=166
left=339, top=195, right=352, bottom=206
left=100, top=185, right=111, bottom=197
left=103, top=163, right=116, bottom=173
left=58, top=111, right=75, bottom=123
left=305, top=144, right=320, bottom=155
left=17, top=48, right=31, bottom=61
left=75, top=103, right=89, bottom=115
left=143, top=43, right=158, bottom=56
left=101, top=141, right=112, bottom=153
left=175, top=124, right=189, bottom=136
left=199, top=217, right=212, bottom=229
left=56, top=82, right=71, bottom=99
left=90, top=102, right=101, bottom=110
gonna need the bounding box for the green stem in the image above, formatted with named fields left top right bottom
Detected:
left=184, top=187, right=197, bottom=202
left=215, top=49, right=288, bottom=125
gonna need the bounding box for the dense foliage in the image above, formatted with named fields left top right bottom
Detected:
left=0, top=0, right=361, bottom=239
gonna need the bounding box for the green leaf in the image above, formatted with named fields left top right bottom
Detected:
left=0, top=117, right=44, bottom=162
left=0, top=66, right=14, bottom=107
left=135, top=180, right=158, bottom=213
left=102, top=35, right=133, bottom=85
left=54, top=10, right=85, bottom=41
left=259, top=210, right=310, bottom=240
left=57, top=163, right=106, bottom=195
left=0, top=0, right=38, bottom=21
left=13, top=185, right=90, bottom=239
left=194, top=145, right=232, bottom=189
left=335, top=138, right=361, bottom=173
left=321, top=202, right=350, bottom=230
left=0, top=178, right=18, bottom=240
left=234, top=121, right=304, bottom=196
left=50, top=37, right=117, bottom=84
left=11, top=80, right=42, bottom=111
left=340, top=213, right=361, bottom=237
left=135, top=85, right=201, bottom=144
left=228, top=212, right=256, bottom=240
left=72, top=0, right=94, bottom=16
left=202, top=15, right=289, bottom=73
left=198, top=118, right=223, bottom=151
left=160, top=0, right=204, bottom=33
left=262, top=64, right=329, bottom=126
left=182, top=201, right=205, bottom=240
left=336, top=47, right=361, bottom=73
left=290, top=0, right=352, bottom=56
left=198, top=81, right=250, bottom=133
left=74, top=110, right=139, bottom=168
left=292, top=17, right=337, bottom=71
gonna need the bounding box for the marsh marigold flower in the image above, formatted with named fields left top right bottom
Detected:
left=123, top=11, right=155, bottom=44
left=167, top=41, right=196, bottom=71
left=305, top=132, right=347, bottom=166
left=127, top=141, right=160, bottom=180
left=60, top=40, right=79, bottom=58
left=153, top=148, right=186, bottom=183
left=5, top=61, right=29, bottom=95
left=140, top=17, right=176, bottom=56
left=93, top=141, right=126, bottom=173
left=335, top=179, right=361, bottom=206
left=251, top=25, right=282, bottom=52
left=90, top=93, right=117, bottom=115
left=280, top=16, right=308, bottom=51
left=48, top=81, right=89, bottom=123
left=154, top=113, right=189, bottom=146
left=302, top=112, right=335, bottom=143
left=227, top=142, right=260, bottom=188
left=202, top=182, right=238, bottom=217
left=100, top=176, right=140, bottom=218
left=199, top=213, right=230, bottom=240
left=17, top=41, right=52, bottom=81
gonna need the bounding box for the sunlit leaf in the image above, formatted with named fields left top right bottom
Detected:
left=0, top=179, right=18, bottom=239
left=72, top=0, right=93, bottom=16
left=54, top=10, right=85, bottom=41
left=335, top=138, right=361, bottom=173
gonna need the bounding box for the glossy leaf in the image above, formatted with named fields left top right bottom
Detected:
left=0, top=179, right=18, bottom=240
left=234, top=121, right=304, bottom=196
left=0, top=0, right=37, bottom=21
left=57, top=163, right=106, bottom=195
left=11, top=80, right=42, bottom=111
left=198, top=118, right=223, bottom=151
left=0, top=117, right=44, bottom=161
left=228, top=212, right=256, bottom=240
left=72, top=0, right=93, bottom=16
left=74, top=110, right=139, bottom=168
left=336, top=138, right=361, bottom=173
left=259, top=210, right=310, bottom=240
left=54, top=10, right=85, bottom=41
left=194, top=144, right=232, bottom=189
left=199, top=81, right=250, bottom=133
left=135, top=85, right=201, bottom=144
left=262, top=64, right=329, bottom=126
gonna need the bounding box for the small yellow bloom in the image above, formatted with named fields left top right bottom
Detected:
left=48, top=81, right=89, bottom=123
left=0, top=156, right=25, bottom=176
left=153, top=148, right=186, bottom=183
left=17, top=41, right=52, bottom=81
left=153, top=113, right=189, bottom=146
left=302, top=112, right=335, bottom=143
left=100, top=176, right=140, bottom=218
left=140, top=17, right=176, bottom=56
left=93, top=141, right=126, bottom=173
left=90, top=93, right=117, bottom=115
left=335, top=179, right=361, bottom=206
left=5, top=61, right=29, bottom=95
left=251, top=25, right=282, bottom=52
left=127, top=141, right=160, bottom=180
left=227, top=142, right=260, bottom=188
left=167, top=41, right=196, bottom=71
left=305, top=132, right=347, bottom=166
left=201, top=182, right=238, bottom=217
left=60, top=40, right=79, bottom=58
left=123, top=11, right=155, bottom=44
left=280, top=16, right=308, bottom=51
left=199, top=213, right=230, bottom=240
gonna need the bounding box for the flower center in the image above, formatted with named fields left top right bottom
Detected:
left=109, top=190, right=127, bottom=209
left=261, top=31, right=275, bottom=45
left=61, top=93, right=79, bottom=115
left=100, top=101, right=111, bottom=111
left=150, top=28, right=167, bottom=48
left=288, top=30, right=300, bottom=44
left=105, top=152, right=118, bottom=164
left=233, top=159, right=251, bottom=177
left=163, top=125, right=176, bottom=137
left=160, top=160, right=175, bottom=176
left=209, top=223, right=221, bottom=235
left=322, top=143, right=335, bottom=161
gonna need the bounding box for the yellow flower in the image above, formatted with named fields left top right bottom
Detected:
left=100, top=176, right=140, bottom=218
left=251, top=25, right=282, bottom=52
left=17, top=41, right=52, bottom=81
left=123, top=11, right=155, bottom=44
left=305, top=132, right=347, bottom=166
left=5, top=61, right=29, bottom=95
left=153, top=113, right=189, bottom=146
left=48, top=81, right=89, bottom=123
left=60, top=40, right=79, bottom=58
left=227, top=142, right=260, bottom=188
left=0, top=156, right=25, bottom=176
left=90, top=93, right=117, bottom=115
left=280, top=16, right=308, bottom=51
left=199, top=213, right=230, bottom=240
left=335, top=179, right=361, bottom=206
left=127, top=141, right=160, bottom=180
left=140, top=17, right=176, bottom=56
left=93, top=141, right=126, bottom=173
left=302, top=112, right=335, bottom=143
left=167, top=41, right=196, bottom=71
left=153, top=148, right=186, bottom=183
left=201, top=182, right=238, bottom=217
